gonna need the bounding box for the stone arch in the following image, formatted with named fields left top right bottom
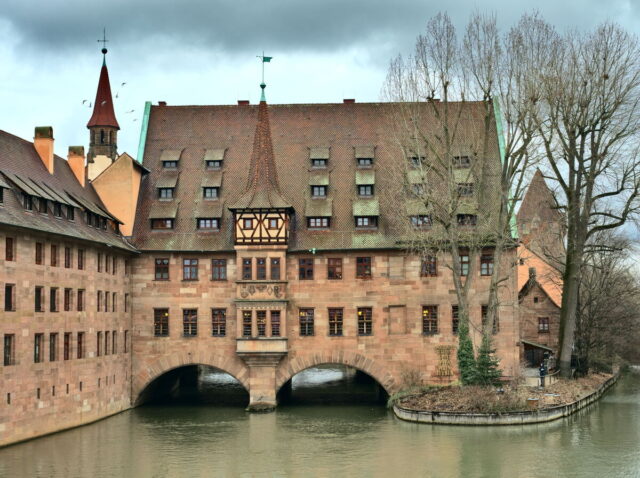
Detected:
left=132, top=351, right=250, bottom=406
left=275, top=351, right=398, bottom=395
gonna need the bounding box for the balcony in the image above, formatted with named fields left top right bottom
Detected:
left=236, top=338, right=288, bottom=365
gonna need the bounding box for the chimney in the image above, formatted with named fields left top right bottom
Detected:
left=237, top=100, right=250, bottom=106
left=68, top=146, right=86, bottom=187
left=528, top=267, right=537, bottom=280
left=158, top=101, right=167, bottom=106
left=34, top=126, right=54, bottom=174
left=343, top=99, right=355, bottom=104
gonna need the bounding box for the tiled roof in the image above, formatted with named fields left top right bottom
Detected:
left=132, top=101, right=500, bottom=252
left=0, top=130, right=135, bottom=252
left=86, top=60, right=120, bottom=129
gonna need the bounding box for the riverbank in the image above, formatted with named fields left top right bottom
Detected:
left=393, top=372, right=619, bottom=425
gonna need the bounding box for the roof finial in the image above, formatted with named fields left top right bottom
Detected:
left=256, top=52, right=272, bottom=102
left=98, top=28, right=109, bottom=64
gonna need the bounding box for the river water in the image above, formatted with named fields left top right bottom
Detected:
left=1, top=366, right=639, bottom=478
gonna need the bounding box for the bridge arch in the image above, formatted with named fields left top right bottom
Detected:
left=275, top=351, right=398, bottom=395
left=133, top=352, right=250, bottom=406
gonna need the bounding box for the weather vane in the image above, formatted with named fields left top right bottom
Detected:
left=256, top=51, right=273, bottom=86
left=98, top=28, right=109, bottom=55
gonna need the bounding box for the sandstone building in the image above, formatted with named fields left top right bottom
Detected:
left=1, top=51, right=524, bottom=446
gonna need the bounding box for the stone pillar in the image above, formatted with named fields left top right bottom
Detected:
left=241, top=356, right=284, bottom=412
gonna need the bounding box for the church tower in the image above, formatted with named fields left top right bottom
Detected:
left=86, top=44, right=120, bottom=180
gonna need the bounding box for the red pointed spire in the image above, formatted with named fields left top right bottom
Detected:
left=230, top=94, right=291, bottom=210
left=87, top=58, right=120, bottom=130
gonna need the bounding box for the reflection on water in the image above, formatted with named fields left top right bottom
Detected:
left=0, top=369, right=639, bottom=477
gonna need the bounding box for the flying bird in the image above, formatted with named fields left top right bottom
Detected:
left=126, top=109, right=135, bottom=114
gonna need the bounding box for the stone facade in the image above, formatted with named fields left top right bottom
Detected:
left=518, top=280, right=560, bottom=365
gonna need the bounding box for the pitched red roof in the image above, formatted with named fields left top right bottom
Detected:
left=86, top=60, right=120, bottom=129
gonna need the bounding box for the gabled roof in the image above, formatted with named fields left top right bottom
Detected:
left=87, top=59, right=120, bottom=130
left=518, top=245, right=562, bottom=308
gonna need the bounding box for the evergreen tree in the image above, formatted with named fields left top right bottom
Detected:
left=475, top=334, right=502, bottom=386
left=456, top=319, right=477, bottom=385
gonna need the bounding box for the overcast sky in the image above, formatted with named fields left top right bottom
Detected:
left=1, top=0, right=639, bottom=158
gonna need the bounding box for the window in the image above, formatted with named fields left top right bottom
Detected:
left=409, top=155, right=425, bottom=167
left=35, top=242, right=44, bottom=265
left=5, top=237, right=15, bottom=261
left=53, top=203, right=62, bottom=217
left=155, top=258, right=169, bottom=280
left=242, top=311, right=252, bottom=337
left=23, top=193, right=33, bottom=210
left=242, top=218, right=253, bottom=230
left=271, top=310, right=281, bottom=337
left=97, top=291, right=102, bottom=312
left=112, top=331, right=117, bottom=354
left=63, top=333, right=71, bottom=360
left=49, top=333, right=58, bottom=362
left=112, top=256, right=117, bottom=274
left=77, top=249, right=85, bottom=270
left=77, top=289, right=85, bottom=311
left=183, top=309, right=198, bottom=336
left=105, top=255, right=110, bottom=273
left=105, top=331, right=110, bottom=355
left=77, top=332, right=85, bottom=359
left=355, top=216, right=378, bottom=228
left=452, top=306, right=459, bottom=335
left=308, top=217, right=330, bottom=229
left=105, top=291, right=110, bottom=312
left=124, top=330, right=129, bottom=353
left=420, top=255, right=437, bottom=277
left=203, top=187, right=219, bottom=199
left=268, top=218, right=279, bottom=229
left=328, top=308, right=343, bottom=336
left=183, top=258, right=198, bottom=280
left=299, top=258, right=314, bottom=280
left=311, top=185, right=327, bottom=198
left=242, top=258, right=252, bottom=279
left=151, top=218, right=174, bottom=230
left=459, top=251, right=470, bottom=276
left=422, top=305, right=438, bottom=335
left=457, top=183, right=474, bottom=197
left=358, top=307, right=373, bottom=336
left=154, top=309, right=169, bottom=336
left=357, top=157, right=373, bottom=167
left=457, top=214, right=477, bottom=226
left=358, top=185, right=374, bottom=197
left=538, top=317, right=550, bottom=333
left=197, top=218, right=220, bottom=230
left=482, top=305, right=499, bottom=334
left=256, top=258, right=267, bottom=280
left=34, top=334, right=43, bottom=363
left=328, top=258, right=342, bottom=280
left=270, top=258, right=281, bottom=280
left=311, top=158, right=327, bottom=168
left=64, top=288, right=72, bottom=311
left=356, top=257, right=372, bottom=279
left=453, top=155, right=471, bottom=168
left=212, top=259, right=227, bottom=280
left=162, top=160, right=178, bottom=169
left=35, top=286, right=44, bottom=312
left=124, top=293, right=129, bottom=312
left=97, top=331, right=102, bottom=356
left=411, top=215, right=432, bottom=229
left=205, top=159, right=222, bottom=169
left=49, top=287, right=58, bottom=312
left=112, top=292, right=117, bottom=312
left=299, top=309, right=314, bottom=336
left=3, top=334, right=15, bottom=366
left=50, top=244, right=58, bottom=266
left=480, top=252, right=494, bottom=276
left=158, top=188, right=174, bottom=199
left=64, top=247, right=72, bottom=268
left=67, top=206, right=75, bottom=221
left=212, top=309, right=226, bottom=337
left=4, top=284, right=15, bottom=311
left=256, top=310, right=267, bottom=337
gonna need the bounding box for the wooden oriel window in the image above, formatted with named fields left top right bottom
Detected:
left=256, top=258, right=267, bottom=280
left=271, top=310, right=281, bottom=337
left=154, top=309, right=169, bottom=336
left=50, top=287, right=58, bottom=312
left=5, top=237, right=15, bottom=261
left=452, top=306, right=459, bottom=335
left=77, top=249, right=85, bottom=270
left=299, top=308, right=314, bottom=336
left=422, top=305, right=438, bottom=335
left=327, top=258, right=342, bottom=280
left=356, top=257, right=372, bottom=279
left=242, top=311, right=252, bottom=337
left=4, top=284, right=16, bottom=311
left=212, top=259, right=227, bottom=280
left=64, top=247, right=72, bottom=268
left=299, top=258, right=314, bottom=280
left=63, top=332, right=71, bottom=360
left=50, top=244, right=58, bottom=267
left=538, top=317, right=550, bottom=333
left=270, top=258, right=281, bottom=280
left=34, top=286, right=44, bottom=312
left=155, top=258, right=169, bottom=280
left=242, top=258, right=252, bottom=280
left=183, top=309, right=198, bottom=337
left=3, top=334, right=15, bottom=366
left=420, top=255, right=437, bottom=277
left=77, top=289, right=85, bottom=311
left=459, top=251, right=470, bottom=276
left=212, top=309, right=226, bottom=337
left=49, top=333, right=58, bottom=362
left=328, top=308, right=343, bottom=336
left=358, top=307, right=373, bottom=336
left=256, top=310, right=267, bottom=337
left=77, top=332, right=85, bottom=359
left=183, top=258, right=198, bottom=280
left=35, top=242, right=44, bottom=265
left=480, top=252, right=494, bottom=276
left=34, top=333, right=44, bottom=363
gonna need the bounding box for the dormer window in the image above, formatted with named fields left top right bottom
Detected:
left=311, top=158, right=327, bottom=168
left=206, top=160, right=222, bottom=170
left=410, top=215, right=432, bottom=229
left=311, top=185, right=327, bottom=198
left=23, top=193, right=33, bottom=211
left=411, top=184, right=425, bottom=196
left=204, top=149, right=225, bottom=171
left=453, top=155, right=471, bottom=168
left=358, top=185, right=374, bottom=197
left=355, top=216, right=378, bottom=229
left=309, top=147, right=329, bottom=169
left=457, top=214, right=477, bottom=226
left=197, top=218, right=220, bottom=230
left=308, top=217, right=330, bottom=229
left=151, top=218, right=174, bottom=230
left=158, top=188, right=174, bottom=199
left=410, top=156, right=425, bottom=167
left=357, top=157, right=373, bottom=167
left=53, top=203, right=63, bottom=217
left=457, top=183, right=474, bottom=196
left=203, top=187, right=219, bottom=199
left=38, top=198, right=48, bottom=214
left=162, top=160, right=178, bottom=169
left=66, top=206, right=75, bottom=221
